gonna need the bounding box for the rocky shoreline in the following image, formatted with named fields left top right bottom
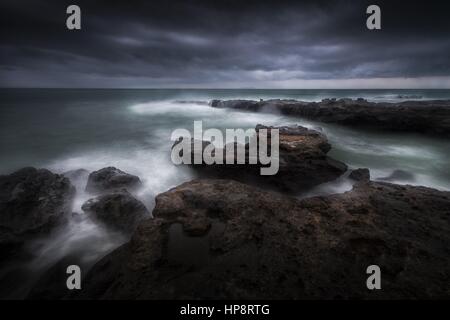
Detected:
left=210, top=98, right=450, bottom=135
left=1, top=124, right=449, bottom=299
left=76, top=178, right=450, bottom=299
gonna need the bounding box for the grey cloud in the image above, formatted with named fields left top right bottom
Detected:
left=1, top=0, right=450, bottom=88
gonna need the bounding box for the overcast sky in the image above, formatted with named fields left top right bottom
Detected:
left=1, top=0, right=450, bottom=88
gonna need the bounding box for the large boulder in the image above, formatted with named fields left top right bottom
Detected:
left=81, top=190, right=149, bottom=234
left=77, top=179, right=450, bottom=299
left=0, top=167, right=75, bottom=259
left=85, top=167, right=142, bottom=194
left=210, top=99, right=450, bottom=135
left=173, top=125, right=347, bottom=192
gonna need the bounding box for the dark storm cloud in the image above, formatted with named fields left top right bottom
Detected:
left=1, top=0, right=450, bottom=87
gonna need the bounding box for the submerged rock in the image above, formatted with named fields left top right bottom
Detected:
left=0, top=167, right=75, bottom=259
left=173, top=124, right=347, bottom=192
left=210, top=99, right=450, bottom=135
left=85, top=167, right=142, bottom=194
left=81, top=190, right=149, bottom=234
left=77, top=179, right=450, bottom=299
left=349, top=168, right=370, bottom=182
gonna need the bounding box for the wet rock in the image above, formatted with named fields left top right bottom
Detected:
left=0, top=167, right=75, bottom=259
left=210, top=99, right=450, bottom=135
left=349, top=168, right=370, bottom=182
left=77, top=179, right=450, bottom=299
left=173, top=124, right=347, bottom=192
left=85, top=167, right=142, bottom=194
left=81, top=190, right=149, bottom=234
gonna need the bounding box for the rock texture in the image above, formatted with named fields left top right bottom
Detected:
left=85, top=167, right=141, bottom=194
left=77, top=179, right=450, bottom=299
left=81, top=190, right=149, bottom=234
left=0, top=168, right=75, bottom=259
left=173, top=125, right=347, bottom=192
left=210, top=99, right=450, bottom=135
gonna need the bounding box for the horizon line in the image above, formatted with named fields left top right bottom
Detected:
left=1, top=87, right=450, bottom=90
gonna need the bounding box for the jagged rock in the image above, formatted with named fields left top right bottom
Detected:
left=173, top=124, right=347, bottom=192
left=210, top=99, right=450, bottom=135
left=0, top=168, right=75, bottom=259
left=77, top=179, right=450, bottom=299
left=81, top=190, right=149, bottom=234
left=85, top=167, right=142, bottom=194
left=349, top=168, right=370, bottom=182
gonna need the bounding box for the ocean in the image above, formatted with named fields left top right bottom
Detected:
left=1, top=88, right=449, bottom=298
left=1, top=88, right=449, bottom=190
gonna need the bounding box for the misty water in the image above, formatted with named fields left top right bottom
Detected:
left=1, top=89, right=449, bottom=298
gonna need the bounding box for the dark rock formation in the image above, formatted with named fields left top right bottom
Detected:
left=349, top=168, right=370, bottom=182
left=173, top=125, right=347, bottom=192
left=85, top=167, right=141, bottom=194
left=210, top=99, right=450, bottom=135
left=0, top=168, right=75, bottom=259
left=77, top=179, right=450, bottom=299
left=81, top=190, right=149, bottom=234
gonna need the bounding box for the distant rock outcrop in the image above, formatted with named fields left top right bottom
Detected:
left=77, top=179, right=450, bottom=299
left=210, top=98, right=450, bottom=135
